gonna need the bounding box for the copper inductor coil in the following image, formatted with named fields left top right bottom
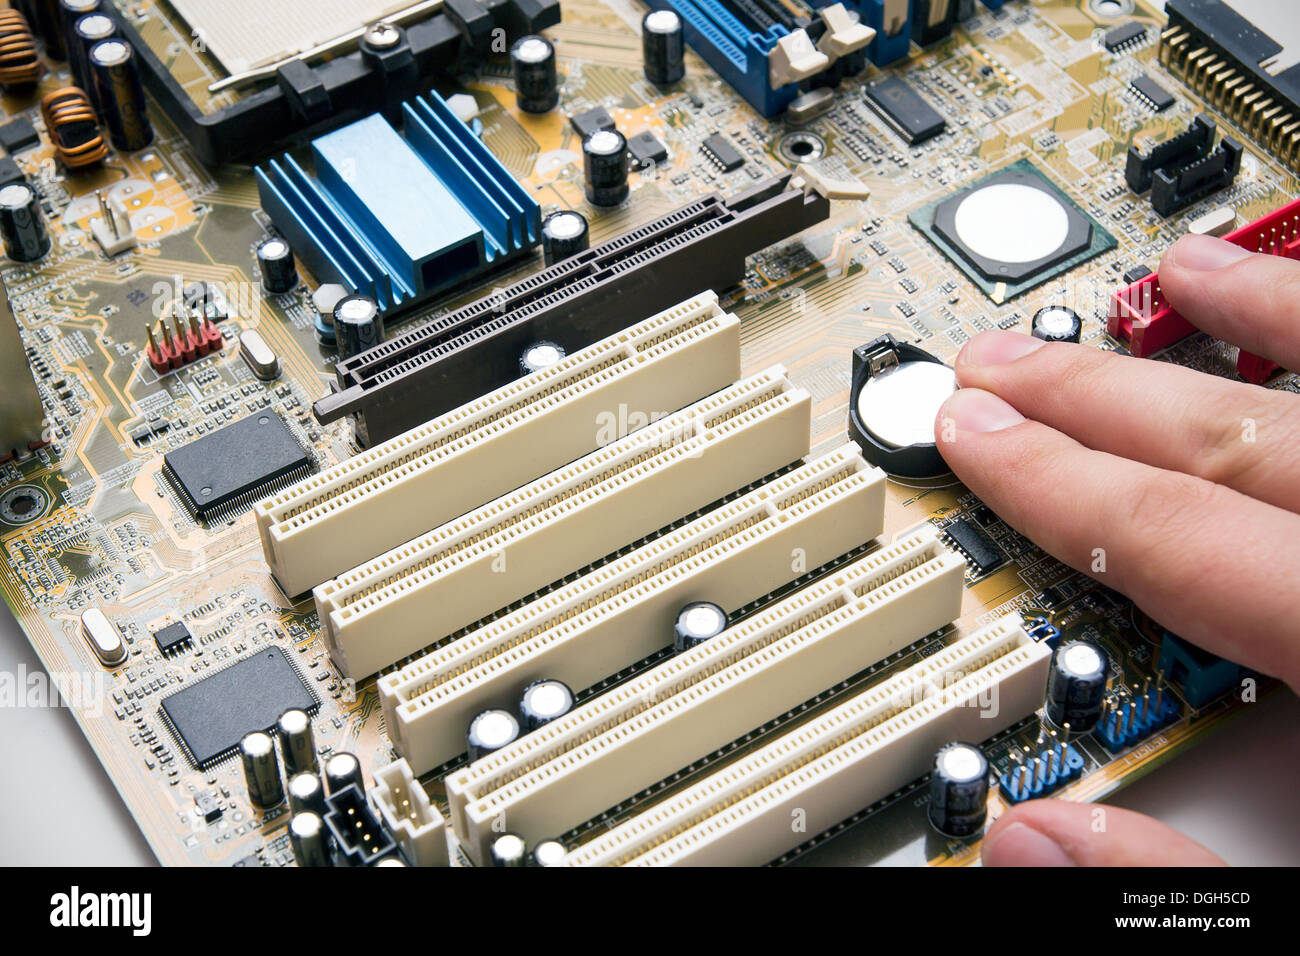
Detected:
left=0, top=9, right=43, bottom=86
left=41, top=86, right=108, bottom=168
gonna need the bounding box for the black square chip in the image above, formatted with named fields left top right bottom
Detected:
left=153, top=620, right=193, bottom=656
left=0, top=117, right=39, bottom=154
left=162, top=412, right=312, bottom=521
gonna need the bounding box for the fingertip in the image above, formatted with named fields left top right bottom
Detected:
left=936, top=388, right=1026, bottom=442
left=1162, top=233, right=1253, bottom=274
left=982, top=819, right=1075, bottom=868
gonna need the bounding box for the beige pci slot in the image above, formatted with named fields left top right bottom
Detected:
left=563, top=615, right=1051, bottom=867
left=446, top=526, right=966, bottom=862
left=317, top=367, right=812, bottom=679
left=255, top=292, right=741, bottom=597
left=380, top=443, right=885, bottom=774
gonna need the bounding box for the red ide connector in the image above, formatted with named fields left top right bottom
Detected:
left=145, top=313, right=223, bottom=374
left=1109, top=196, right=1300, bottom=383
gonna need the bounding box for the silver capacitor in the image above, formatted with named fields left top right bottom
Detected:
left=287, top=771, right=327, bottom=816
left=239, top=731, right=284, bottom=808
left=289, top=811, right=332, bottom=867
left=323, top=751, right=363, bottom=795
left=276, top=707, right=316, bottom=775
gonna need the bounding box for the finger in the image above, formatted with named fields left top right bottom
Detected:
left=983, top=800, right=1225, bottom=866
left=954, top=330, right=1300, bottom=514
left=935, top=388, right=1300, bottom=690
left=1159, top=234, right=1300, bottom=371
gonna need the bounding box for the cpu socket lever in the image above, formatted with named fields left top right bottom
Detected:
left=848, top=335, right=956, bottom=480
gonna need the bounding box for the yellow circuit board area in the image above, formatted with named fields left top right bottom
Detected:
left=0, top=0, right=1289, bottom=867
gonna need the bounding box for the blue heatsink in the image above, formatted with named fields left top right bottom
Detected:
left=256, top=91, right=539, bottom=312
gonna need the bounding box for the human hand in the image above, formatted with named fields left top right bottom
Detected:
left=934, top=233, right=1300, bottom=865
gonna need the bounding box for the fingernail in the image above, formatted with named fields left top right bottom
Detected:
left=1169, top=234, right=1253, bottom=271
left=983, top=822, right=1076, bottom=867
left=960, top=330, right=1046, bottom=368
left=939, top=388, right=1025, bottom=434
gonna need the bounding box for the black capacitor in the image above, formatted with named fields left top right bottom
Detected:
left=926, top=741, right=989, bottom=838
left=1031, top=305, right=1083, bottom=343
left=58, top=0, right=100, bottom=88
left=276, top=707, right=316, bottom=775
left=333, top=294, right=384, bottom=360
left=289, top=811, right=333, bottom=867
left=510, top=35, right=558, bottom=113
left=541, top=210, right=589, bottom=265
left=71, top=13, right=116, bottom=110
left=1046, top=640, right=1110, bottom=732
left=31, top=0, right=66, bottom=59
left=466, top=708, right=520, bottom=762
left=519, top=340, right=566, bottom=376
left=323, top=751, right=363, bottom=795
left=519, top=678, right=575, bottom=731
left=641, top=9, right=685, bottom=86
left=0, top=183, right=50, bottom=262
left=490, top=832, right=528, bottom=867
left=583, top=129, right=629, bottom=207
left=89, top=37, right=153, bottom=151
left=532, top=838, right=568, bottom=866
left=673, top=601, right=727, bottom=652
left=286, top=771, right=328, bottom=816
left=257, top=236, right=298, bottom=294
left=239, top=731, right=284, bottom=809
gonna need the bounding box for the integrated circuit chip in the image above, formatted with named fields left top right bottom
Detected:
left=1103, top=21, right=1148, bottom=53
left=943, top=518, right=1003, bottom=577
left=701, top=133, right=745, bottom=171
left=0, top=117, right=39, bottom=154
left=863, top=76, right=946, bottom=145
left=570, top=106, right=616, bottom=140
left=153, top=620, right=193, bottom=656
left=162, top=412, right=312, bottom=521
left=1131, top=73, right=1175, bottom=112
left=628, top=131, right=668, bottom=169
left=160, top=646, right=317, bottom=767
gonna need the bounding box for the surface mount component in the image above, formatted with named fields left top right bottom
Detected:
left=701, top=132, right=745, bottom=171
left=158, top=647, right=317, bottom=768
left=862, top=74, right=946, bottom=145
left=257, top=91, right=540, bottom=313
left=315, top=368, right=811, bottom=679
left=162, top=411, right=312, bottom=523
left=942, top=517, right=1003, bottom=576
left=256, top=292, right=740, bottom=597
left=563, top=615, right=1051, bottom=866
left=444, top=527, right=965, bottom=863
left=910, top=160, right=1117, bottom=303
left=627, top=130, right=668, bottom=169
left=1110, top=194, right=1300, bottom=379
left=381, top=444, right=885, bottom=774
left=315, top=173, right=831, bottom=446
left=0, top=274, right=46, bottom=459
left=152, top=620, right=192, bottom=656
left=848, top=335, right=956, bottom=479
left=1103, top=20, right=1147, bottom=54
left=1130, top=73, right=1175, bottom=112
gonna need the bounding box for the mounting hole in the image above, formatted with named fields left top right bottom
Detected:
left=1089, top=0, right=1132, bottom=18
left=0, top=485, right=50, bottom=526
left=779, top=131, right=825, bottom=163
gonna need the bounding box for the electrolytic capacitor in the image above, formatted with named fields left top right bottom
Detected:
left=510, top=35, right=558, bottom=113
left=490, top=832, right=528, bottom=867
left=323, top=751, right=363, bottom=795
left=286, top=771, right=328, bottom=816
left=58, top=0, right=100, bottom=89
left=583, top=129, right=629, bottom=207
left=256, top=236, right=298, bottom=294
left=533, top=838, right=568, bottom=866
left=332, top=294, right=384, bottom=360
left=519, top=340, right=566, bottom=376
left=541, top=210, right=589, bottom=265
left=519, top=678, right=575, bottom=731
left=31, top=0, right=66, bottom=59
left=673, top=601, right=727, bottom=652
left=89, top=37, right=153, bottom=151
left=466, top=708, right=520, bottom=762
left=1031, top=305, right=1082, bottom=343
left=1046, top=640, right=1110, bottom=732
left=926, top=741, right=989, bottom=838
left=276, top=707, right=316, bottom=775
left=0, top=183, right=50, bottom=262
left=239, top=731, right=284, bottom=809
left=641, top=9, right=685, bottom=86
left=71, top=13, right=115, bottom=110
left=289, top=811, right=333, bottom=867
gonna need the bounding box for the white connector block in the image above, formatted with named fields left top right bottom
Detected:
left=446, top=526, right=966, bottom=863
left=316, top=367, right=812, bottom=679
left=562, top=615, right=1050, bottom=866
left=370, top=758, right=448, bottom=867
left=380, top=444, right=884, bottom=775
left=256, top=292, right=741, bottom=597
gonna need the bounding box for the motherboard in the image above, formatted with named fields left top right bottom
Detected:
left=0, top=0, right=1293, bottom=866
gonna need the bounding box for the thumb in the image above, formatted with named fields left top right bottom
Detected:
left=982, top=800, right=1226, bottom=866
